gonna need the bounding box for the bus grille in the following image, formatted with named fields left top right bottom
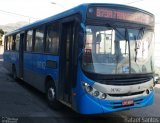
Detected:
left=108, top=91, right=144, bottom=97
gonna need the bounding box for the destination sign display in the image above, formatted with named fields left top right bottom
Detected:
left=87, top=7, right=154, bottom=25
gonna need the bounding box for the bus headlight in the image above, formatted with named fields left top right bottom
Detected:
left=83, top=82, right=107, bottom=100
left=93, top=91, right=100, bottom=97
left=86, top=86, right=93, bottom=92
left=146, top=89, right=150, bottom=95
left=101, top=93, right=107, bottom=99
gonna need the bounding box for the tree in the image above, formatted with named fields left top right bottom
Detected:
left=0, top=29, right=4, bottom=45
left=0, top=29, right=4, bottom=36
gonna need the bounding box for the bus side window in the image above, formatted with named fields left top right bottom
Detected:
left=15, top=34, right=20, bottom=51
left=26, top=30, right=33, bottom=52
left=45, top=23, right=59, bottom=55
left=8, top=36, right=13, bottom=51
left=7, top=36, right=10, bottom=50
left=12, top=35, right=16, bottom=51
left=4, top=36, right=8, bottom=50
left=34, top=26, right=45, bottom=52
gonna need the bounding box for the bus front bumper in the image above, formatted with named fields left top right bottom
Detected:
left=77, top=91, right=154, bottom=115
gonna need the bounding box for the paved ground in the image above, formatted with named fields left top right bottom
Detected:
left=0, top=55, right=160, bottom=123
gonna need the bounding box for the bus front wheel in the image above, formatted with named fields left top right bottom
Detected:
left=46, top=80, right=61, bottom=110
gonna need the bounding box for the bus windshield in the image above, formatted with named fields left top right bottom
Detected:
left=82, top=25, right=154, bottom=74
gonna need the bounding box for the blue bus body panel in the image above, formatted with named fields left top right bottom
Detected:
left=43, top=55, right=59, bottom=79
left=23, top=52, right=59, bottom=92
left=3, top=51, right=11, bottom=71
left=23, top=53, right=34, bottom=86
left=3, top=51, right=19, bottom=73
left=24, top=53, right=33, bottom=71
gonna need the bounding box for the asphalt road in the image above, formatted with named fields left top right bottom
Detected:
left=0, top=57, right=160, bottom=123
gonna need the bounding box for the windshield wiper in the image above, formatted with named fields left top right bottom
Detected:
left=134, top=27, right=146, bottom=62
left=138, top=27, right=145, bottom=38
left=134, top=36, right=138, bottom=62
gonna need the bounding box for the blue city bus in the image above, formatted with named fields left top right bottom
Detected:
left=3, top=3, right=155, bottom=114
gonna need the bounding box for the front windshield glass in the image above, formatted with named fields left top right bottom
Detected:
left=129, top=29, right=154, bottom=73
left=82, top=25, right=154, bottom=74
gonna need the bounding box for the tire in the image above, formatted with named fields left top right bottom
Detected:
left=46, top=80, right=61, bottom=110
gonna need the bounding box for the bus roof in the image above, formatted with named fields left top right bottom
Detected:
left=5, top=3, right=154, bottom=36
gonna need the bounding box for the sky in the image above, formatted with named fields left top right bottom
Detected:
left=0, top=0, right=160, bottom=66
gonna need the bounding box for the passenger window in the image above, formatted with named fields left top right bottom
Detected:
left=7, top=36, right=10, bottom=50
left=15, top=34, right=20, bottom=51
left=26, top=30, right=33, bottom=51
left=34, top=26, right=45, bottom=52
left=8, top=36, right=13, bottom=50
left=4, top=36, right=8, bottom=50
left=12, top=35, right=16, bottom=51
left=45, top=23, right=59, bottom=55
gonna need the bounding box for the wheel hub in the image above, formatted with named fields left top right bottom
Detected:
left=48, top=88, right=55, bottom=101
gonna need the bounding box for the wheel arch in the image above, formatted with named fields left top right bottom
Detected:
left=45, top=75, right=57, bottom=93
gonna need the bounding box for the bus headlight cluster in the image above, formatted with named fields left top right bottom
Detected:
left=83, top=82, right=107, bottom=99
left=145, top=86, right=154, bottom=95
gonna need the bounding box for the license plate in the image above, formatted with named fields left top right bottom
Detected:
left=122, top=100, right=134, bottom=106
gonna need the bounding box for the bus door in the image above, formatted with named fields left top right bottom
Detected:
left=59, top=21, right=77, bottom=104
left=19, top=32, right=25, bottom=79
